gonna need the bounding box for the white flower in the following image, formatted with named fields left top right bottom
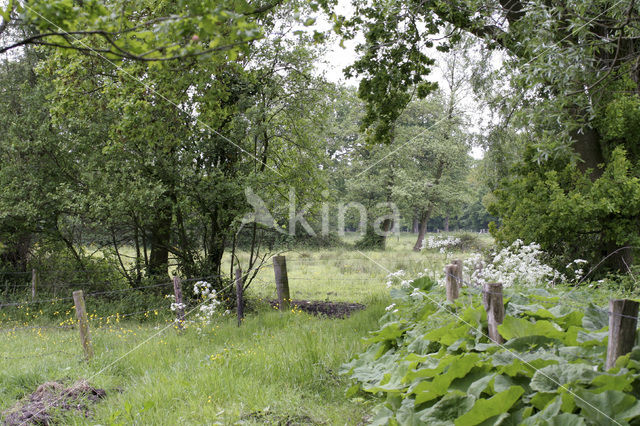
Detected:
left=385, top=303, right=396, bottom=312
left=421, top=236, right=462, bottom=251
left=464, top=241, right=565, bottom=288
left=386, top=270, right=409, bottom=288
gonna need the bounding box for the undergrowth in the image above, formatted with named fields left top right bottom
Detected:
left=342, top=277, right=640, bottom=425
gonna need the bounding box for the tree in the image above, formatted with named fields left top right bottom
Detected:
left=0, top=4, right=333, bottom=291
left=327, top=0, right=640, bottom=272
left=392, top=96, right=470, bottom=251
left=0, top=0, right=288, bottom=60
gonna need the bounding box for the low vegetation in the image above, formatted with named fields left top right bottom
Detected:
left=343, top=271, right=640, bottom=425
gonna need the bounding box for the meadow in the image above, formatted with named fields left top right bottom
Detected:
left=0, top=233, right=479, bottom=425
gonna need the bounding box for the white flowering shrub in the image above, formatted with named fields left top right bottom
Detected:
left=385, top=268, right=433, bottom=290
left=165, top=280, right=225, bottom=332
left=165, top=294, right=186, bottom=312
left=192, top=280, right=222, bottom=330
left=565, top=259, right=588, bottom=282
left=464, top=240, right=568, bottom=288
left=385, top=270, right=409, bottom=288
left=421, top=236, right=462, bottom=254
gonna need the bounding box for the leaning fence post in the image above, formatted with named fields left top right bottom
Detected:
left=483, top=283, right=504, bottom=344
left=452, top=259, right=464, bottom=289
left=31, top=268, right=38, bottom=300
left=606, top=299, right=639, bottom=370
left=73, top=290, right=93, bottom=360
left=235, top=268, right=244, bottom=327
left=445, top=264, right=459, bottom=302
left=273, top=255, right=291, bottom=310
left=172, top=275, right=185, bottom=330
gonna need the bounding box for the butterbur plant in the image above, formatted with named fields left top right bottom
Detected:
left=342, top=274, right=640, bottom=425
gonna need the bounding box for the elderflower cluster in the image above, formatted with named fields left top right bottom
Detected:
left=385, top=270, right=406, bottom=288
left=165, top=294, right=186, bottom=312
left=566, top=259, right=588, bottom=282
left=385, top=269, right=419, bottom=290
left=385, top=303, right=398, bottom=313
left=465, top=240, right=566, bottom=288
left=421, top=236, right=461, bottom=254
left=193, top=281, right=222, bottom=331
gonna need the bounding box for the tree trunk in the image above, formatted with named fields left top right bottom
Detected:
left=571, top=126, right=605, bottom=180
left=572, top=126, right=637, bottom=271
left=0, top=233, right=31, bottom=271
left=444, top=214, right=450, bottom=232
left=413, top=208, right=433, bottom=251
left=412, top=216, right=419, bottom=233
left=205, top=212, right=226, bottom=278
left=148, top=205, right=172, bottom=279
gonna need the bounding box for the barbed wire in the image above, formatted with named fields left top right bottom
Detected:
left=0, top=324, right=75, bottom=333
left=441, top=270, right=639, bottom=321
left=0, top=275, right=224, bottom=308
left=0, top=350, right=76, bottom=360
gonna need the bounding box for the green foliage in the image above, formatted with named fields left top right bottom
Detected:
left=1, top=4, right=333, bottom=286
left=3, top=0, right=277, bottom=62
left=489, top=147, right=640, bottom=274
left=343, top=282, right=640, bottom=424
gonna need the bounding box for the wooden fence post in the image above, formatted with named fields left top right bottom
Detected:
left=452, top=259, right=464, bottom=289
left=172, top=275, right=185, bottom=330
left=73, top=290, right=93, bottom=360
left=235, top=268, right=244, bottom=327
left=445, top=264, right=459, bottom=302
left=31, top=268, right=38, bottom=300
left=273, top=255, right=291, bottom=310
left=483, top=282, right=504, bottom=344
left=606, top=299, right=639, bottom=370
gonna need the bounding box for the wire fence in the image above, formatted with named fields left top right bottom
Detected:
left=442, top=269, right=636, bottom=323
left=0, top=253, right=637, bottom=364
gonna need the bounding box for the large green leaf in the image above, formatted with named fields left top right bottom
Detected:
left=574, top=389, right=640, bottom=425
left=413, top=353, right=482, bottom=404
left=530, top=364, right=599, bottom=392
left=366, top=321, right=408, bottom=344
left=454, top=386, right=524, bottom=426
left=590, top=372, right=634, bottom=393
left=521, top=396, right=562, bottom=425
left=523, top=306, right=583, bottom=329
left=418, top=391, right=476, bottom=425
left=498, top=316, right=565, bottom=341
left=581, top=304, right=609, bottom=331
left=503, top=335, right=562, bottom=351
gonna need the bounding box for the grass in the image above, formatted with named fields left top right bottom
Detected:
left=1, top=299, right=390, bottom=424
left=226, top=232, right=488, bottom=303
left=0, top=232, right=490, bottom=424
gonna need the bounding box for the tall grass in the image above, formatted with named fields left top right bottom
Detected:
left=0, top=232, right=490, bottom=424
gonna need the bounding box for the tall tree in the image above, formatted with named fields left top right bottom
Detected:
left=327, top=0, right=640, bottom=271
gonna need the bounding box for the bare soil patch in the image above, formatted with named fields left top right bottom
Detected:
left=269, top=299, right=365, bottom=318
left=2, top=380, right=106, bottom=425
